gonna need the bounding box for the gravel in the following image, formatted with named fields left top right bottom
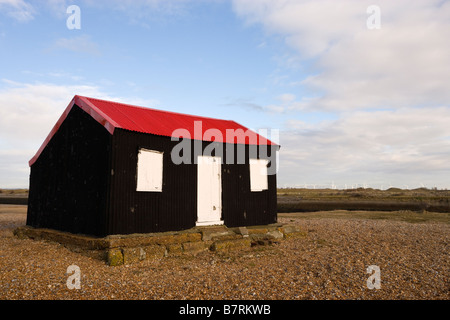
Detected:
left=0, top=209, right=448, bottom=300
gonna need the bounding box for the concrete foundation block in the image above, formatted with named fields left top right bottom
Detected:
left=107, top=248, right=124, bottom=266
left=182, top=241, right=210, bottom=254
left=211, top=238, right=252, bottom=252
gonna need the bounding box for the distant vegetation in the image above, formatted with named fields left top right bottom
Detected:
left=0, top=189, right=29, bottom=195
left=277, top=187, right=450, bottom=213
left=0, top=189, right=29, bottom=205
left=278, top=210, right=450, bottom=224
left=1, top=187, right=449, bottom=212
left=277, top=187, right=450, bottom=201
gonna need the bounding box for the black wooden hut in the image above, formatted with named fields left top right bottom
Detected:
left=27, top=95, right=279, bottom=237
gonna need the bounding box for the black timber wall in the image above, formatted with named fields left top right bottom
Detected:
left=106, top=129, right=278, bottom=235
left=27, top=105, right=111, bottom=237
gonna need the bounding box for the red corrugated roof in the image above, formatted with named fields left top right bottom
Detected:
left=29, top=95, right=278, bottom=166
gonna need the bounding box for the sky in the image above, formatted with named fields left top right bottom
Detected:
left=0, top=0, right=449, bottom=189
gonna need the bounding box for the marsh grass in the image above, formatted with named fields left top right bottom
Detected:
left=277, top=187, right=450, bottom=201
left=278, top=210, right=450, bottom=224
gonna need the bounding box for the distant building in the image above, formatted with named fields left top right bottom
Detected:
left=27, top=96, right=279, bottom=236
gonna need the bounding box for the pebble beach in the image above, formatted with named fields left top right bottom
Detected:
left=0, top=205, right=448, bottom=300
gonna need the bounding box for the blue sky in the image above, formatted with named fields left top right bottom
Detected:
left=1, top=0, right=450, bottom=189
left=1, top=0, right=300, bottom=128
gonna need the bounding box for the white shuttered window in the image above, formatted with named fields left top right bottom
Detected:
left=250, top=159, right=269, bottom=192
left=136, top=149, right=163, bottom=192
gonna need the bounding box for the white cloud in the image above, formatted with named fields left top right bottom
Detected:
left=44, top=0, right=70, bottom=18
left=0, top=80, right=108, bottom=144
left=233, top=0, right=450, bottom=112
left=0, top=80, right=159, bottom=144
left=0, top=81, right=109, bottom=187
left=0, top=0, right=80, bottom=21
left=0, top=0, right=35, bottom=22
left=0, top=149, right=33, bottom=188
left=233, top=0, right=450, bottom=188
left=277, top=93, right=295, bottom=103
left=51, top=35, right=101, bottom=56
left=278, top=107, right=450, bottom=188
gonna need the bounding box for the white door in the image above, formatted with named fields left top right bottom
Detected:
left=196, top=156, right=223, bottom=226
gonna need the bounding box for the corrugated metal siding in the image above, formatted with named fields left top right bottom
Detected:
left=107, top=129, right=278, bottom=234
left=221, top=144, right=277, bottom=228
left=27, top=106, right=111, bottom=237
left=107, top=129, right=197, bottom=234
